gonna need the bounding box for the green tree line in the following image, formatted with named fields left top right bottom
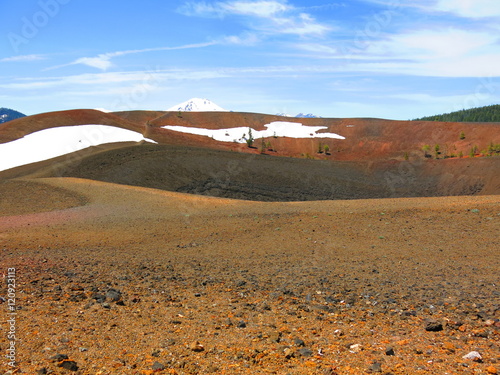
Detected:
left=413, top=104, right=500, bottom=122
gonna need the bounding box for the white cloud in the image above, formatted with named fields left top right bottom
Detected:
left=179, top=0, right=331, bottom=37
left=0, top=69, right=232, bottom=90
left=341, top=28, right=500, bottom=77
left=221, top=1, right=290, bottom=18
left=46, top=42, right=217, bottom=71
left=295, top=43, right=338, bottom=55
left=222, top=32, right=260, bottom=45
left=0, top=54, right=45, bottom=63
left=74, top=56, right=113, bottom=70
left=434, top=0, right=500, bottom=18
left=387, top=28, right=497, bottom=59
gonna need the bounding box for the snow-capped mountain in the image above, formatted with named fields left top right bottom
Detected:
left=168, top=98, right=227, bottom=112
left=296, top=113, right=322, bottom=118
left=276, top=112, right=322, bottom=118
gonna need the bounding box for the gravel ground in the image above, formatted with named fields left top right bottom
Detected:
left=0, top=178, right=499, bottom=374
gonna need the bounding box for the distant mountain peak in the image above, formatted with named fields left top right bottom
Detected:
left=0, top=107, right=26, bottom=123
left=276, top=112, right=322, bottom=118
left=296, top=113, right=322, bottom=118
left=168, top=98, right=227, bottom=112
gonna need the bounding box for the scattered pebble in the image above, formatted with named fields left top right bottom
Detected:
left=349, top=344, right=363, bottom=353
left=190, top=341, right=204, bottom=352
left=58, top=360, right=79, bottom=371
left=298, top=348, right=313, bottom=357
left=50, top=354, right=69, bottom=362
left=368, top=362, right=382, bottom=373
left=105, top=288, right=122, bottom=302
left=385, top=347, right=395, bottom=356
left=294, top=337, right=306, bottom=347
left=486, top=366, right=498, bottom=374
left=152, top=361, right=165, bottom=371
left=462, top=351, right=482, bottom=362
left=283, top=347, right=295, bottom=359
left=425, top=321, right=443, bottom=332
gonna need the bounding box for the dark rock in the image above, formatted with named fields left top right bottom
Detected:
left=298, top=348, right=313, bottom=357
left=92, top=293, right=106, bottom=303
left=294, top=337, right=306, bottom=347
left=236, top=280, right=247, bottom=287
left=152, top=361, right=165, bottom=371
left=368, top=362, right=382, bottom=373
left=385, top=347, right=395, bottom=356
left=50, top=354, right=69, bottom=362
left=68, top=293, right=87, bottom=302
left=162, top=338, right=176, bottom=347
left=425, top=321, right=443, bottom=332
left=58, top=360, right=79, bottom=371
left=106, top=288, right=122, bottom=302
left=36, top=368, right=48, bottom=375
left=237, top=320, right=247, bottom=328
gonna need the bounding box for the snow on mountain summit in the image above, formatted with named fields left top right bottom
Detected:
left=168, top=98, right=227, bottom=112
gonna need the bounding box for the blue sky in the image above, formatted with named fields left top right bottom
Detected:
left=1, top=0, right=500, bottom=119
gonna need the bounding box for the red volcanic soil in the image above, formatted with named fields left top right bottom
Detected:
left=0, top=178, right=499, bottom=374
left=0, top=110, right=499, bottom=374
left=140, top=111, right=500, bottom=161
left=0, top=110, right=500, bottom=161
left=1, top=109, right=499, bottom=201
left=2, top=109, right=500, bottom=162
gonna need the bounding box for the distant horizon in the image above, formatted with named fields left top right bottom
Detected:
left=2, top=0, right=500, bottom=120
left=4, top=97, right=500, bottom=122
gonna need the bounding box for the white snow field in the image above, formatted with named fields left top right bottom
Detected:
left=0, top=124, right=156, bottom=172
left=162, top=121, right=345, bottom=143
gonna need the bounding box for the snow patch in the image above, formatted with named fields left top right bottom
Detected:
left=162, top=121, right=345, bottom=143
left=0, top=124, right=156, bottom=172
left=94, top=108, right=113, bottom=113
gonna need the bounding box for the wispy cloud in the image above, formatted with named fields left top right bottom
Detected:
left=179, top=0, right=332, bottom=36
left=293, top=27, right=500, bottom=77
left=179, top=0, right=290, bottom=17
left=46, top=42, right=217, bottom=71
left=0, top=54, right=46, bottom=63
left=434, top=0, right=500, bottom=18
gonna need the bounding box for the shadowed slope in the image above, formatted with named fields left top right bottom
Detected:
left=3, top=143, right=498, bottom=201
